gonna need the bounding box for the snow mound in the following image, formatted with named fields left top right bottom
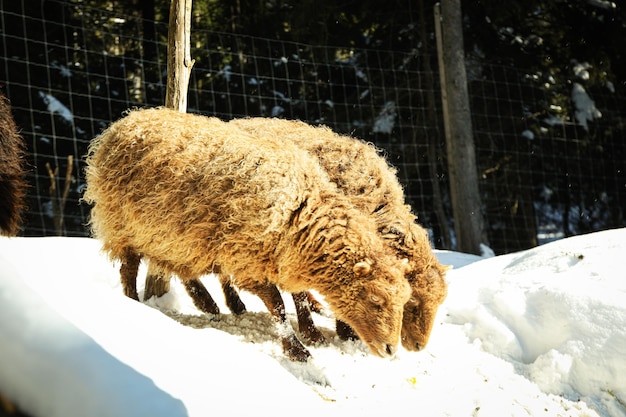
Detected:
left=444, top=229, right=626, bottom=417
left=1, top=230, right=625, bottom=417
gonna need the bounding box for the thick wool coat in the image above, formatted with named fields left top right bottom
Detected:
left=84, top=107, right=411, bottom=356
left=0, top=92, right=28, bottom=236
left=230, top=117, right=449, bottom=351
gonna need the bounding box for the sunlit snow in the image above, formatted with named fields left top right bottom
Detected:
left=572, top=82, right=602, bottom=131
left=38, top=92, right=73, bottom=125
left=1, top=229, right=625, bottom=417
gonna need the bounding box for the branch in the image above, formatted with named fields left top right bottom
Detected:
left=45, top=156, right=73, bottom=235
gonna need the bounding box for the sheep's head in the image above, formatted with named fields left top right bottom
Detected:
left=380, top=221, right=450, bottom=351
left=331, top=258, right=411, bottom=358
left=401, top=262, right=450, bottom=351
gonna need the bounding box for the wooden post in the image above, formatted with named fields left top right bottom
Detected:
left=434, top=1, right=485, bottom=255
left=418, top=0, right=451, bottom=249
left=145, top=0, right=194, bottom=300
left=164, top=0, right=194, bottom=112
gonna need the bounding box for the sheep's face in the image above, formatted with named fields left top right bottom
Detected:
left=337, top=261, right=411, bottom=357
left=401, top=264, right=449, bottom=351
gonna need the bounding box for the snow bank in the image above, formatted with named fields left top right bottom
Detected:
left=1, top=230, right=625, bottom=417
left=0, top=237, right=326, bottom=417
left=444, top=228, right=626, bottom=417
left=0, top=253, right=188, bottom=417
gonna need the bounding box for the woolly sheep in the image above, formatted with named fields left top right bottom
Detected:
left=84, top=107, right=411, bottom=361
left=230, top=117, right=450, bottom=351
left=0, top=91, right=28, bottom=236
left=144, top=116, right=450, bottom=351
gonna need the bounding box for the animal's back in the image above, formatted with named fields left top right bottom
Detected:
left=230, top=117, right=449, bottom=351
left=230, top=118, right=412, bottom=223
left=85, top=108, right=315, bottom=279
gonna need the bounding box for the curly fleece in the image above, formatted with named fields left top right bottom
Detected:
left=0, top=92, right=28, bottom=236
left=230, top=117, right=449, bottom=351
left=84, top=107, right=411, bottom=356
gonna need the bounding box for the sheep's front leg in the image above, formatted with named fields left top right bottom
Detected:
left=304, top=291, right=325, bottom=315
left=182, top=279, right=220, bottom=315
left=120, top=248, right=141, bottom=300
left=250, top=283, right=311, bottom=362
left=219, top=276, right=247, bottom=315
left=294, top=292, right=359, bottom=342
left=336, top=319, right=359, bottom=341
left=292, top=292, right=326, bottom=345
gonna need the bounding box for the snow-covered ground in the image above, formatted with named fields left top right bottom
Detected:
left=0, top=228, right=624, bottom=417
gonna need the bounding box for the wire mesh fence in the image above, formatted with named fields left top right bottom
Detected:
left=1, top=0, right=624, bottom=254
left=469, top=63, right=625, bottom=252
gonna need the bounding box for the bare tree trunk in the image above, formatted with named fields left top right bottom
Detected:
left=418, top=0, right=451, bottom=249
left=165, top=0, right=194, bottom=111
left=145, top=0, right=194, bottom=299
left=434, top=1, right=485, bottom=255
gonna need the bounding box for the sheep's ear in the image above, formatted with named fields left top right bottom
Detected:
left=353, top=261, right=372, bottom=276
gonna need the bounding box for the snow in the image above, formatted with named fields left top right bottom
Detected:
left=586, top=0, right=617, bottom=10
left=606, top=81, right=615, bottom=93
left=521, top=129, right=535, bottom=140
left=38, top=92, right=74, bottom=125
left=372, top=101, right=397, bottom=134
left=218, top=65, right=232, bottom=82
left=270, top=105, right=285, bottom=117
left=1, top=229, right=625, bottom=417
left=573, top=61, right=592, bottom=81
left=572, top=82, right=602, bottom=131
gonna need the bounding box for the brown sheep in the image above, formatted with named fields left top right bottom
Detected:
left=0, top=90, right=28, bottom=236
left=229, top=117, right=450, bottom=351
left=84, top=107, right=411, bottom=361
left=143, top=116, right=450, bottom=351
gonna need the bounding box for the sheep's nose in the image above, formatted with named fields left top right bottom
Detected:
left=415, top=342, right=422, bottom=351
left=385, top=344, right=397, bottom=356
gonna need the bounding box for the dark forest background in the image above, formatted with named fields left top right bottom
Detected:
left=1, top=0, right=625, bottom=254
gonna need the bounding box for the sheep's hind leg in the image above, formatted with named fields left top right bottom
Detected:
left=292, top=292, right=326, bottom=345
left=219, top=276, right=247, bottom=315
left=182, top=279, right=221, bottom=315
left=120, top=248, right=141, bottom=300
left=143, top=263, right=170, bottom=301
left=250, top=283, right=311, bottom=362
